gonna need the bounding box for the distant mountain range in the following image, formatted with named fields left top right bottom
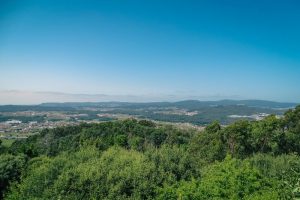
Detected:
left=1, top=90, right=298, bottom=106
left=39, top=99, right=297, bottom=109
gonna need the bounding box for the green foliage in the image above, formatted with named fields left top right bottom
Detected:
left=198, top=156, right=279, bottom=199
left=251, top=115, right=281, bottom=153
left=158, top=156, right=280, bottom=200
left=222, top=120, right=253, bottom=158
left=6, top=147, right=100, bottom=200
left=2, top=106, right=300, bottom=199
left=0, top=139, right=14, bottom=149
left=146, top=145, right=200, bottom=184
left=0, top=154, right=26, bottom=199
left=281, top=106, right=300, bottom=154
left=138, top=119, right=156, bottom=127
left=6, top=147, right=160, bottom=200
left=249, top=153, right=300, bottom=199
left=189, top=121, right=225, bottom=163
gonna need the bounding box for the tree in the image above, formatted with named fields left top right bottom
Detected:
left=222, top=120, right=252, bottom=158
left=146, top=145, right=199, bottom=183
left=281, top=106, right=300, bottom=154
left=251, top=115, right=280, bottom=153
left=189, top=121, right=225, bottom=163
left=0, top=154, right=26, bottom=199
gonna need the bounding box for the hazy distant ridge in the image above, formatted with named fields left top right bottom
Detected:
left=39, top=99, right=297, bottom=109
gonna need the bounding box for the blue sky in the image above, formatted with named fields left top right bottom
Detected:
left=0, top=0, right=300, bottom=103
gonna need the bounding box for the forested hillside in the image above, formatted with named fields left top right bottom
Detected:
left=1, top=105, right=300, bottom=199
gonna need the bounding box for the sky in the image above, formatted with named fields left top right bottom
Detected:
left=0, top=0, right=300, bottom=104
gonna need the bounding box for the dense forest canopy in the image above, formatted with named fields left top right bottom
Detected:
left=0, top=105, right=300, bottom=199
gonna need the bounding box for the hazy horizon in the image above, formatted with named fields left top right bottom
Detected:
left=1, top=1, right=300, bottom=103
left=0, top=90, right=298, bottom=105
